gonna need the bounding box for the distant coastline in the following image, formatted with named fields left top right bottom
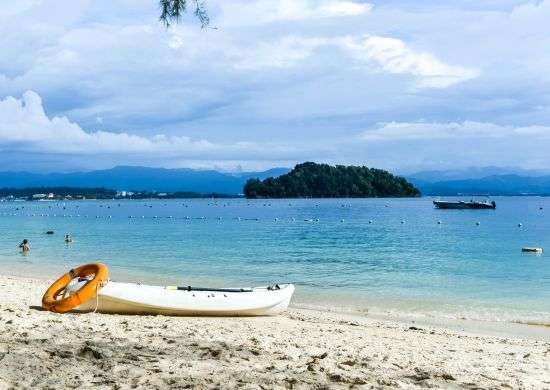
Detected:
left=0, top=187, right=242, bottom=201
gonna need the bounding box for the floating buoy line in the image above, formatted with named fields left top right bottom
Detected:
left=0, top=202, right=545, bottom=232
left=0, top=211, right=535, bottom=229
left=2, top=201, right=547, bottom=255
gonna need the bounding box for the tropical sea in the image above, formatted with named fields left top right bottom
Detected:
left=1, top=197, right=549, bottom=325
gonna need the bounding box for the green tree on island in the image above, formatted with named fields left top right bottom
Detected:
left=244, top=162, right=420, bottom=198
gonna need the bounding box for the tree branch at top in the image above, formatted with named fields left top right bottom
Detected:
left=159, top=0, right=209, bottom=28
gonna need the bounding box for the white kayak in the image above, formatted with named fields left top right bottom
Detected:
left=75, top=281, right=295, bottom=316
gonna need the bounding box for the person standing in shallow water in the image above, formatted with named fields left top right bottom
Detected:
left=19, top=239, right=30, bottom=253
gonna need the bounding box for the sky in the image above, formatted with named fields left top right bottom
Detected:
left=0, top=0, right=549, bottom=173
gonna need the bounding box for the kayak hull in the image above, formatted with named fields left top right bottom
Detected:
left=76, top=281, right=295, bottom=316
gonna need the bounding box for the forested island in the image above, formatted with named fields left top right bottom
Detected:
left=243, top=162, right=420, bottom=198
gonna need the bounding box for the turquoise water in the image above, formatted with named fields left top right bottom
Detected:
left=1, top=197, right=549, bottom=323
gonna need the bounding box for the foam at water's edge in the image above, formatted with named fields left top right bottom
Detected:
left=290, top=299, right=550, bottom=329
left=512, top=320, right=550, bottom=328
left=290, top=303, right=550, bottom=341
left=2, top=256, right=550, bottom=328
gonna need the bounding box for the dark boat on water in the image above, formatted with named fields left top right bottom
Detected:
left=433, top=199, right=496, bottom=209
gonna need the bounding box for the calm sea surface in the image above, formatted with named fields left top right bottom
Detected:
left=1, top=197, right=549, bottom=323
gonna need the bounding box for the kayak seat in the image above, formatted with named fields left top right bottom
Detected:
left=175, top=286, right=253, bottom=293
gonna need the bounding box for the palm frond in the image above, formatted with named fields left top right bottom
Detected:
left=193, top=0, right=210, bottom=28
left=159, top=0, right=209, bottom=28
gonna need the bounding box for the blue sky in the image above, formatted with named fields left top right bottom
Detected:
left=0, top=0, right=549, bottom=172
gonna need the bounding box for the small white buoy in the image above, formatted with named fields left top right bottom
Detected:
left=437, top=220, right=442, bottom=225
left=368, top=220, right=373, bottom=224
left=340, top=219, right=345, bottom=223
left=476, top=221, right=480, bottom=226
left=401, top=220, right=405, bottom=224
left=518, top=223, right=523, bottom=227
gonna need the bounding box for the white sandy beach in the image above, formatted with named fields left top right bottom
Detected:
left=1, top=274, right=549, bottom=389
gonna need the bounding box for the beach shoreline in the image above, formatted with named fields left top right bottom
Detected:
left=2, top=264, right=550, bottom=341
left=1, top=273, right=549, bottom=389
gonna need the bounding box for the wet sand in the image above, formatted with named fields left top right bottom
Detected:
left=1, top=274, right=549, bottom=389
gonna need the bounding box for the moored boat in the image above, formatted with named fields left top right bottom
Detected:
left=433, top=200, right=496, bottom=209
left=521, top=247, right=543, bottom=253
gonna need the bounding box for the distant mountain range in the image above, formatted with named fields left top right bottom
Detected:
left=0, top=166, right=290, bottom=195
left=406, top=167, right=550, bottom=196
left=1, top=165, right=549, bottom=196
left=404, top=166, right=550, bottom=182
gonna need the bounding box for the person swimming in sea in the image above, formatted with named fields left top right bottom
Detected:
left=19, top=239, right=30, bottom=252
left=65, top=234, right=73, bottom=243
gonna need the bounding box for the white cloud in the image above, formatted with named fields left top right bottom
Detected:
left=0, top=0, right=41, bottom=18
left=361, top=120, right=550, bottom=141
left=2, top=92, right=550, bottom=172
left=0, top=91, right=202, bottom=154
left=283, top=0, right=373, bottom=19
left=0, top=91, right=326, bottom=162
left=355, top=121, right=550, bottom=172
left=167, top=29, right=477, bottom=86
left=218, top=0, right=372, bottom=26
left=229, top=36, right=328, bottom=70
left=317, top=1, right=372, bottom=17
left=343, top=35, right=479, bottom=88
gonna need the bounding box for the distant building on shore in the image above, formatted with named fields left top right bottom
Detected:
left=34, top=193, right=55, bottom=200
left=116, top=191, right=135, bottom=198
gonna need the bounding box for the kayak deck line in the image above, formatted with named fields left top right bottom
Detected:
left=166, top=286, right=254, bottom=293
left=164, top=284, right=281, bottom=293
